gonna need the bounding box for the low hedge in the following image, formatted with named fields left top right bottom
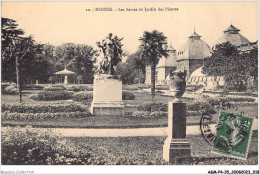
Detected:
left=43, top=86, right=66, bottom=91
left=132, top=110, right=202, bottom=118
left=22, top=85, right=44, bottom=90
left=122, top=91, right=135, bottom=100
left=137, top=102, right=167, bottom=112
left=2, top=111, right=91, bottom=120
left=132, top=111, right=167, bottom=118
left=72, top=91, right=135, bottom=102
left=1, top=103, right=87, bottom=113
left=29, top=91, right=74, bottom=101
left=73, top=92, right=93, bottom=102
left=66, top=86, right=80, bottom=92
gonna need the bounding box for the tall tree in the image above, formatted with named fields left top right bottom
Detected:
left=1, top=18, right=24, bottom=83
left=53, top=43, right=97, bottom=84
left=139, top=30, right=168, bottom=98
left=2, top=17, right=43, bottom=102
left=116, top=50, right=146, bottom=84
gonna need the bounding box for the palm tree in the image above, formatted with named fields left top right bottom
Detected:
left=139, top=30, right=168, bottom=99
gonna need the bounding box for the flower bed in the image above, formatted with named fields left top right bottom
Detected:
left=1, top=103, right=87, bottom=113
left=2, top=126, right=94, bottom=165
left=1, top=127, right=167, bottom=165
left=29, top=91, right=74, bottom=101
left=72, top=91, right=135, bottom=102
left=2, top=111, right=91, bottom=120
left=73, top=91, right=93, bottom=102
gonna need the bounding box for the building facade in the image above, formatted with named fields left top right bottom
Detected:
left=144, top=25, right=257, bottom=86
left=176, top=30, right=211, bottom=79
left=188, top=24, right=257, bottom=89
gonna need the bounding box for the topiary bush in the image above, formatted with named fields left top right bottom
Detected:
left=122, top=91, right=135, bottom=100
left=72, top=91, right=93, bottom=102
left=29, top=91, right=74, bottom=101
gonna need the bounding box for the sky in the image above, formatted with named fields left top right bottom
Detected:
left=2, top=1, right=258, bottom=54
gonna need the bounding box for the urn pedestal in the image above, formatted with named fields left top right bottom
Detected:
left=163, top=70, right=191, bottom=163
left=163, top=101, right=191, bottom=162
left=90, top=74, right=124, bottom=115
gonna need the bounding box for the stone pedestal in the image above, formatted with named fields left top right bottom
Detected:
left=163, top=100, right=191, bottom=163
left=90, top=74, right=124, bottom=115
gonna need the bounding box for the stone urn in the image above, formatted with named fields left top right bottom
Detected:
left=169, top=70, right=187, bottom=102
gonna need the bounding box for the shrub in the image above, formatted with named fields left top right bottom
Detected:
left=2, top=85, right=18, bottom=95
left=78, top=85, right=93, bottom=91
left=22, top=85, right=44, bottom=90
left=2, top=83, right=11, bottom=90
left=122, top=85, right=140, bottom=91
left=73, top=91, right=93, bottom=102
left=1, top=126, right=93, bottom=165
left=1, top=103, right=88, bottom=113
left=186, top=97, right=212, bottom=111
left=122, top=91, right=135, bottom=100
left=2, top=111, right=91, bottom=120
left=2, top=127, right=168, bottom=165
left=43, top=86, right=66, bottom=91
left=29, top=91, right=74, bottom=101
left=66, top=86, right=80, bottom=92
left=137, top=102, right=168, bottom=112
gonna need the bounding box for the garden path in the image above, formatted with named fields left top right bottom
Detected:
left=15, top=119, right=256, bottom=137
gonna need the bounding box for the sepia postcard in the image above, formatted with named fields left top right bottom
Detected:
left=1, top=1, right=259, bottom=175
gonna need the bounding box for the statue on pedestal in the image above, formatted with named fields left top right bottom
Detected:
left=96, top=33, right=123, bottom=75
left=91, top=33, right=124, bottom=115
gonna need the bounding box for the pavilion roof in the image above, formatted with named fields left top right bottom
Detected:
left=54, top=67, right=75, bottom=75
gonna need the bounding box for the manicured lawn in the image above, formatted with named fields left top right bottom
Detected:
left=67, top=131, right=258, bottom=165
left=2, top=115, right=168, bottom=128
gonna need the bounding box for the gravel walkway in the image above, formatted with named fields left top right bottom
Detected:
left=8, top=119, right=255, bottom=137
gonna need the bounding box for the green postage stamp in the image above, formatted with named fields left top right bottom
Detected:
left=212, top=111, right=254, bottom=159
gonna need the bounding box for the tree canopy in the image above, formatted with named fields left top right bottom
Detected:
left=116, top=50, right=146, bottom=84
left=203, top=42, right=258, bottom=91
left=1, top=17, right=98, bottom=84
